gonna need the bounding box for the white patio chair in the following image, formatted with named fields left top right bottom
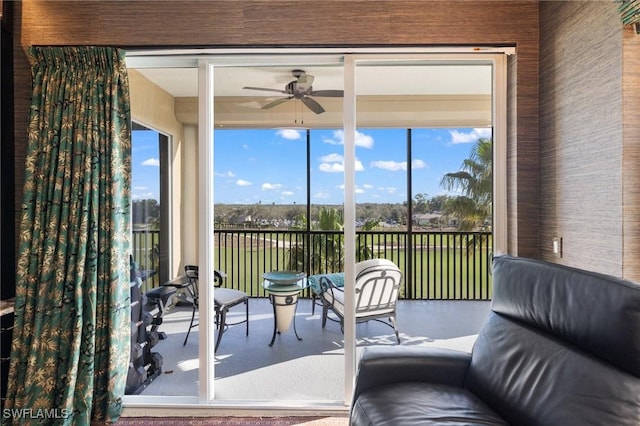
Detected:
left=320, top=258, right=402, bottom=343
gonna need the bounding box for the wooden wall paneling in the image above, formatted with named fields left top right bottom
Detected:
left=622, top=26, right=640, bottom=282
left=511, top=42, right=540, bottom=259
left=1, top=0, right=15, bottom=301
left=539, top=1, right=624, bottom=276
left=19, top=1, right=537, bottom=47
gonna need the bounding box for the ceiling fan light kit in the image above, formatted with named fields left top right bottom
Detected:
left=243, top=69, right=344, bottom=114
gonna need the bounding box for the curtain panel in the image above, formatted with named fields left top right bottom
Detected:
left=5, top=47, right=131, bottom=425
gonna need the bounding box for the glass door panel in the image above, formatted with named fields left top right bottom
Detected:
left=353, top=58, right=494, bottom=356
left=212, top=64, right=346, bottom=402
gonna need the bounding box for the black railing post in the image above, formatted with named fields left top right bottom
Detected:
left=406, top=128, right=413, bottom=300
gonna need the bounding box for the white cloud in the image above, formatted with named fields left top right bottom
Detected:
left=276, top=129, right=302, bottom=140
left=319, top=162, right=346, bottom=173
left=132, top=192, right=155, bottom=200
left=449, top=128, right=492, bottom=144
left=281, top=191, right=294, bottom=196
left=319, top=159, right=364, bottom=173
left=412, top=159, right=427, bottom=169
left=378, top=186, right=397, bottom=194
left=236, top=179, right=252, bottom=186
left=319, top=153, right=364, bottom=173
left=371, top=160, right=406, bottom=171
left=261, top=183, right=282, bottom=190
left=313, top=191, right=330, bottom=199
left=370, top=159, right=428, bottom=171
left=215, top=170, right=236, bottom=178
left=142, top=158, right=160, bottom=167
left=362, top=184, right=374, bottom=189
left=133, top=186, right=148, bottom=191
left=322, top=129, right=374, bottom=148
left=320, top=153, right=343, bottom=163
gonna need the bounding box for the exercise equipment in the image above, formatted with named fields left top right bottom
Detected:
left=125, top=259, right=175, bottom=395
left=131, top=332, right=160, bottom=360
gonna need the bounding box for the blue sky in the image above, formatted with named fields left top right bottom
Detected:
left=132, top=127, right=492, bottom=205
left=131, top=129, right=161, bottom=201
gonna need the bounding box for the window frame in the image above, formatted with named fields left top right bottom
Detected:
left=123, top=47, right=510, bottom=411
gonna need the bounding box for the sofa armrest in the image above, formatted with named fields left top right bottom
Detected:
left=352, top=346, right=472, bottom=399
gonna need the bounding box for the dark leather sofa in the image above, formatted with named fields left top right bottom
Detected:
left=350, top=255, right=640, bottom=425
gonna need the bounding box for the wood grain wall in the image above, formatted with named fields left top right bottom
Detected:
left=622, top=27, right=640, bottom=281
left=10, top=1, right=541, bottom=263
left=539, top=1, right=638, bottom=279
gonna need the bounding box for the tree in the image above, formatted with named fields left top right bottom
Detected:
left=440, top=137, right=492, bottom=232
left=132, top=199, right=160, bottom=228
left=413, top=193, right=429, bottom=214
left=427, top=195, right=451, bottom=213
left=286, top=206, right=373, bottom=274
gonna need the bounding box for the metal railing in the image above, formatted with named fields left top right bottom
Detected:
left=131, top=229, right=160, bottom=292
left=213, top=229, right=492, bottom=300
left=132, top=229, right=493, bottom=300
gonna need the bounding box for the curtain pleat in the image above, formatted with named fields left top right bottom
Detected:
left=5, top=46, right=131, bottom=425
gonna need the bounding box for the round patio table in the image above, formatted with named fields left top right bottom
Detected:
left=262, top=277, right=308, bottom=346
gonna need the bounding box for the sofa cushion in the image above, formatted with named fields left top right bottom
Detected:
left=465, top=256, right=640, bottom=425
left=467, top=311, right=640, bottom=425
left=351, top=382, right=508, bottom=426
left=491, top=255, right=640, bottom=377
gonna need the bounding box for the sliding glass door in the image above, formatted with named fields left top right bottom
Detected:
left=124, top=47, right=507, bottom=407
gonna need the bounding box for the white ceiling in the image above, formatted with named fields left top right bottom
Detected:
left=133, top=64, right=493, bottom=128
left=136, top=65, right=492, bottom=98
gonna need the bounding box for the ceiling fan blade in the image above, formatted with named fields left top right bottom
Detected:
left=309, top=89, right=344, bottom=97
left=301, top=96, right=325, bottom=114
left=243, top=86, right=287, bottom=94
left=262, top=97, right=292, bottom=110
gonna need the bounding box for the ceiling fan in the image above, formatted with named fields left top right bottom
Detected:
left=242, top=69, right=343, bottom=114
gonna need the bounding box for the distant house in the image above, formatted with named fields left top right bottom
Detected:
left=413, top=213, right=443, bottom=227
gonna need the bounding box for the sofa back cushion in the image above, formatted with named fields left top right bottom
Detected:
left=465, top=255, right=640, bottom=425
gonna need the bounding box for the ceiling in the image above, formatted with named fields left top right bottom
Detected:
left=134, top=64, right=493, bottom=128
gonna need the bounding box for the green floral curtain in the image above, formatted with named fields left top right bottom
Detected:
left=5, top=47, right=131, bottom=425
left=617, top=0, right=640, bottom=25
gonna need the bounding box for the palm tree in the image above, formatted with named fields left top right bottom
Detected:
left=286, top=207, right=373, bottom=274
left=286, top=207, right=343, bottom=274
left=440, top=137, right=492, bottom=231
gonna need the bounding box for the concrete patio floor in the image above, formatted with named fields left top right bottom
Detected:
left=134, top=297, right=491, bottom=402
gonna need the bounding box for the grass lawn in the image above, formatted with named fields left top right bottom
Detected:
left=215, top=243, right=492, bottom=300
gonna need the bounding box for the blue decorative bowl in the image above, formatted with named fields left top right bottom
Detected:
left=263, top=271, right=305, bottom=285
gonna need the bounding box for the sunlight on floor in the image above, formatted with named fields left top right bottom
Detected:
left=177, top=358, right=199, bottom=372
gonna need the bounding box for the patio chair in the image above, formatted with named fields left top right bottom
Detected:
left=320, top=258, right=402, bottom=343
left=182, top=265, right=249, bottom=351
